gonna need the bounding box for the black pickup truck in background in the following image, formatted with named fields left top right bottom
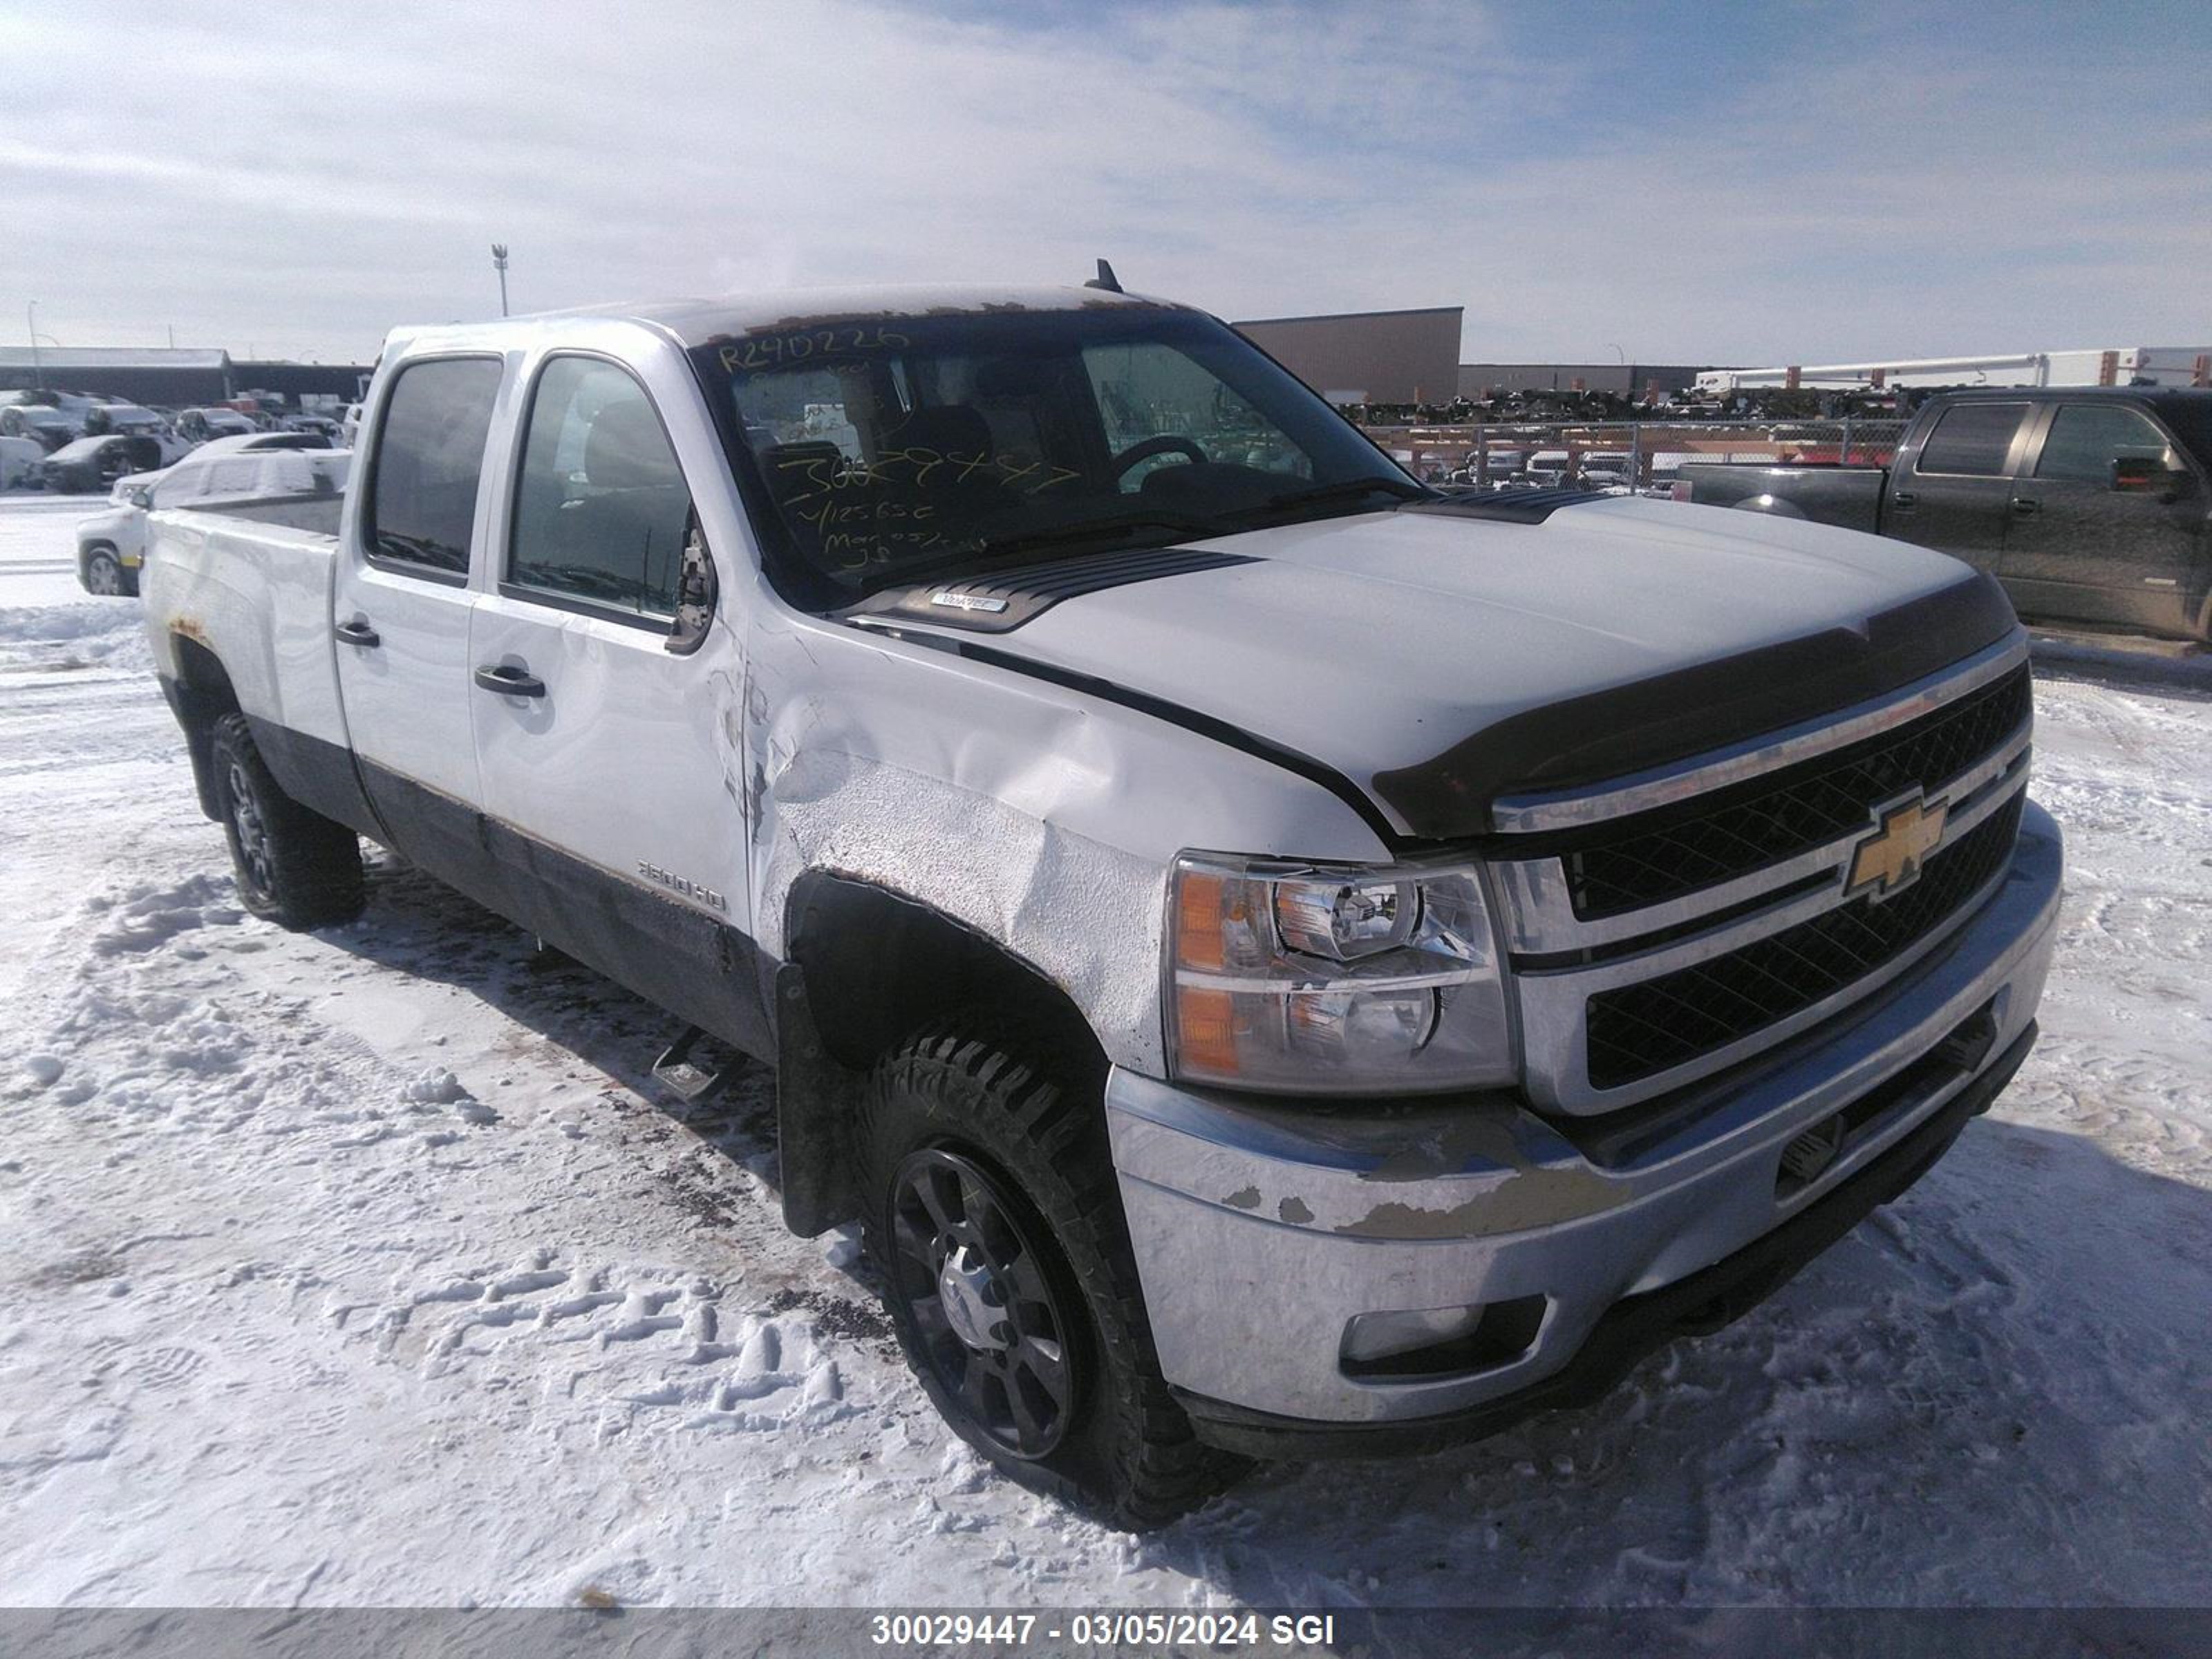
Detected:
left=1677, top=388, right=2212, bottom=644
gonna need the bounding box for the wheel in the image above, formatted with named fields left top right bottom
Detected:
left=208, top=712, right=365, bottom=930
left=859, top=1015, right=1247, bottom=1529
left=82, top=547, right=124, bottom=597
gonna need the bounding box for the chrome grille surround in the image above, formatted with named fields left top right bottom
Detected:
left=1491, top=631, right=2033, bottom=1114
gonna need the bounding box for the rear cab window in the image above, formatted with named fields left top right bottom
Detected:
left=1913, top=402, right=2030, bottom=477
left=2034, top=404, right=2175, bottom=485
left=364, top=357, right=504, bottom=581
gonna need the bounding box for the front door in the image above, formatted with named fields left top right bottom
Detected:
left=465, top=352, right=768, bottom=1056
left=2001, top=400, right=2209, bottom=636
left=331, top=354, right=507, bottom=900
left=1887, top=399, right=2033, bottom=571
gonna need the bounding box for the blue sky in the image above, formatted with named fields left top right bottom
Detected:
left=3, top=1, right=2206, bottom=366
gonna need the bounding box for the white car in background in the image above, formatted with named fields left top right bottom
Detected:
left=1, top=434, right=48, bottom=489
left=0, top=398, right=80, bottom=450
left=75, top=443, right=350, bottom=597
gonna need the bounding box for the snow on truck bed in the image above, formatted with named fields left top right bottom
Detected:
left=0, top=496, right=2208, bottom=1609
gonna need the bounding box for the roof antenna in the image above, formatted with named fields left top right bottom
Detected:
left=1085, top=259, right=1123, bottom=293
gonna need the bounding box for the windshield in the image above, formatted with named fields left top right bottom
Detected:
left=690, top=306, right=1421, bottom=602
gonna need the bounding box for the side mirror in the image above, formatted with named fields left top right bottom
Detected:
left=2112, top=455, right=2188, bottom=499
left=2112, top=456, right=2159, bottom=491
left=665, top=519, right=718, bottom=655
left=126, top=486, right=154, bottom=510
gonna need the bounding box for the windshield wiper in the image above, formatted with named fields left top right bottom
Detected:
left=1231, top=476, right=1434, bottom=525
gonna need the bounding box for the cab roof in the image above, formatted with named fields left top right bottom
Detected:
left=388, top=283, right=1189, bottom=357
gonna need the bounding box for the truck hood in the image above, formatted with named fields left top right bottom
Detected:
left=883, top=497, right=2018, bottom=840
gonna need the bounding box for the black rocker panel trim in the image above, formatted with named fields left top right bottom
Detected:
left=353, top=757, right=776, bottom=1062
left=241, top=715, right=384, bottom=843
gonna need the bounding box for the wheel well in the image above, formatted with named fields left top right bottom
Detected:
left=169, top=635, right=242, bottom=819
left=785, top=872, right=1100, bottom=1072
left=773, top=872, right=1105, bottom=1237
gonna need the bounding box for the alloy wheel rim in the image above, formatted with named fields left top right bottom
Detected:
left=226, top=760, right=274, bottom=894
left=88, top=556, right=118, bottom=595
left=888, top=1147, right=1076, bottom=1459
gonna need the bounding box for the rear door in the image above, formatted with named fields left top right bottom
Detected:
left=332, top=354, right=509, bottom=899
left=1885, top=400, right=2034, bottom=570
left=465, top=349, right=769, bottom=1056
left=2000, top=400, right=2208, bottom=636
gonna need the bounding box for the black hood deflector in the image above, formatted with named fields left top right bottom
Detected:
left=1371, top=570, right=2021, bottom=834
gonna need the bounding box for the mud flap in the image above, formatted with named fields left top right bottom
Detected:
left=774, top=963, right=868, bottom=1237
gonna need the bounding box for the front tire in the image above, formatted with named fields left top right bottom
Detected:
left=208, top=712, right=365, bottom=930
left=82, top=546, right=124, bottom=597
left=858, top=1015, right=1246, bottom=1530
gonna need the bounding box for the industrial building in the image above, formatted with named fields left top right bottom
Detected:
left=1456, top=361, right=1710, bottom=400
left=1232, top=306, right=1462, bottom=406
left=0, top=346, right=372, bottom=407
left=1696, top=346, right=2212, bottom=395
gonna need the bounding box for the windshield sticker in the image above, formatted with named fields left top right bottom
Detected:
left=720, top=326, right=910, bottom=373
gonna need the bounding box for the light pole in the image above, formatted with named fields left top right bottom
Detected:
left=28, top=301, right=41, bottom=388
left=491, top=244, right=510, bottom=317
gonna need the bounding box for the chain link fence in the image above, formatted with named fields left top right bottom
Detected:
left=1367, top=420, right=1909, bottom=491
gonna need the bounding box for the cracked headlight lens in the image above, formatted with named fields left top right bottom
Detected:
left=1165, top=853, right=1515, bottom=1094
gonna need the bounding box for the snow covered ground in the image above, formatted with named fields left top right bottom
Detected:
left=1, top=495, right=2207, bottom=1613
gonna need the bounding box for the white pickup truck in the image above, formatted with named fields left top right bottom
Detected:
left=142, top=280, right=2062, bottom=1527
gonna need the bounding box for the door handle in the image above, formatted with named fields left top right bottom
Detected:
left=1891, top=491, right=1918, bottom=509
left=2011, top=498, right=2041, bottom=516
left=335, top=619, right=380, bottom=648
left=474, top=663, right=546, bottom=697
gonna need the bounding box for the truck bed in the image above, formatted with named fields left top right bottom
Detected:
left=141, top=499, right=349, bottom=775
left=1676, top=462, right=1886, bottom=532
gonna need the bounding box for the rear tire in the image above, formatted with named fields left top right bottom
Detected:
left=857, top=1013, right=1248, bottom=1530
left=208, top=712, right=365, bottom=930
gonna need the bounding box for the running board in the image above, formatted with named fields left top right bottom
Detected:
left=651, top=1026, right=729, bottom=1103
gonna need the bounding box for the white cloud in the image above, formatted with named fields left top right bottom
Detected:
left=1, top=1, right=2204, bottom=364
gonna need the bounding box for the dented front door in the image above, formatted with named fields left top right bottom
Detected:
left=465, top=351, right=768, bottom=1057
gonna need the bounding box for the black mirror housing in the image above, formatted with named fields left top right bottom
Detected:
left=666, top=521, right=718, bottom=655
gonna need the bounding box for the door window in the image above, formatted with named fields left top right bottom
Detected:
left=508, top=357, right=693, bottom=619
left=2034, top=404, right=2174, bottom=485
left=365, top=357, right=503, bottom=577
left=1915, top=402, right=2028, bottom=476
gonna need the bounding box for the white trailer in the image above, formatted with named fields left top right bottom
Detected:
left=1697, top=346, right=2212, bottom=395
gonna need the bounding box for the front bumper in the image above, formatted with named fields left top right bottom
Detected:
left=1106, top=800, right=2063, bottom=1452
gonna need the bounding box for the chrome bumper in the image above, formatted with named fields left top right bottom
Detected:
left=1107, top=800, right=2063, bottom=1432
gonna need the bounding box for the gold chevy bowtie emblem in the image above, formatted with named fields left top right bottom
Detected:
left=1848, top=792, right=1948, bottom=901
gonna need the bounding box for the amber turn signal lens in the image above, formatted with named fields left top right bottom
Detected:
left=1174, top=872, right=1228, bottom=969
left=1174, top=985, right=1240, bottom=1076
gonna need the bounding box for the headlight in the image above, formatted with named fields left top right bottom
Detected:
left=1165, top=853, right=1515, bottom=1094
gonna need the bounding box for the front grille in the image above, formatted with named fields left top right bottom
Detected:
left=1584, top=790, right=2025, bottom=1090
left=1565, top=665, right=2032, bottom=921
